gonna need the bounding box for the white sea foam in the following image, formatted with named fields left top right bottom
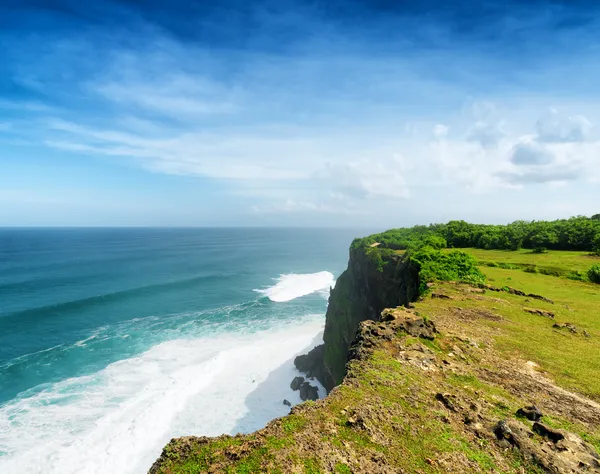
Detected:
left=255, top=271, right=335, bottom=302
left=0, top=316, right=325, bottom=474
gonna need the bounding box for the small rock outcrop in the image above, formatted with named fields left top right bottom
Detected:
left=290, top=376, right=304, bottom=391
left=283, top=399, right=291, bottom=407
left=299, top=382, right=319, bottom=401
left=294, top=345, right=326, bottom=384
left=516, top=405, right=543, bottom=421
left=524, top=308, right=555, bottom=318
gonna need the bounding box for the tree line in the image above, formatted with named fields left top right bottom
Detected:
left=353, top=215, right=600, bottom=254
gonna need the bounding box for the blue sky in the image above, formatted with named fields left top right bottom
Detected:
left=1, top=0, right=600, bottom=226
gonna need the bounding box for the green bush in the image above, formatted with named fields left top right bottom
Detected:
left=524, top=266, right=538, bottom=274
left=588, top=265, right=600, bottom=284
left=411, top=247, right=485, bottom=293
left=567, top=270, right=586, bottom=281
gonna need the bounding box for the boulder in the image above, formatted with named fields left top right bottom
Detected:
left=283, top=399, right=291, bottom=407
left=532, top=422, right=565, bottom=443
left=290, top=376, right=304, bottom=391
left=516, top=406, right=543, bottom=421
left=524, top=308, right=555, bottom=318
left=294, top=345, right=326, bottom=385
left=299, top=382, right=319, bottom=401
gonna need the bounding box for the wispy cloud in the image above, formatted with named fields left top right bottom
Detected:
left=2, top=0, right=600, bottom=225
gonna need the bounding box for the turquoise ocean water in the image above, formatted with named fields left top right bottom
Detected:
left=0, top=228, right=361, bottom=473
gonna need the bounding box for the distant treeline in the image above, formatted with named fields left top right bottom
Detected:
left=353, top=215, right=600, bottom=254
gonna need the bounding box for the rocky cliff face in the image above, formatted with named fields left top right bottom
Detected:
left=295, top=246, right=420, bottom=391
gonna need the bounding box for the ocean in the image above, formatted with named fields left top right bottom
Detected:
left=0, top=228, right=362, bottom=474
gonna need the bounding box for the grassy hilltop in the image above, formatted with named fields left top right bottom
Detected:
left=150, top=218, right=600, bottom=474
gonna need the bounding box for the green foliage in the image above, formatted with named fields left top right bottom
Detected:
left=593, top=234, right=600, bottom=256
left=423, top=235, right=447, bottom=250
left=334, top=463, right=352, bottom=474
left=588, top=264, right=600, bottom=284
left=352, top=215, right=600, bottom=254
left=411, top=247, right=485, bottom=292
left=567, top=270, right=586, bottom=281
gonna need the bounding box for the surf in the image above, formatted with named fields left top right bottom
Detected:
left=0, top=315, right=326, bottom=474
left=254, top=271, right=335, bottom=302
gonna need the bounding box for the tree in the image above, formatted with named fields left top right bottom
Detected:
left=530, top=230, right=558, bottom=253
left=593, top=234, right=600, bottom=256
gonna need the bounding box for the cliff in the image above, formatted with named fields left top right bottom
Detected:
left=149, top=243, right=600, bottom=473
left=295, top=246, right=420, bottom=391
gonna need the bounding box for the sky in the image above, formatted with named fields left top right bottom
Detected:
left=1, top=0, right=600, bottom=227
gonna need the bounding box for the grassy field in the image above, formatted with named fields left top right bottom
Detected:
left=463, top=248, right=600, bottom=398
left=459, top=247, right=600, bottom=280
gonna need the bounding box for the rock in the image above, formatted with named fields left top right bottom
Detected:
left=290, top=376, right=305, bottom=391
left=527, top=293, right=555, bottom=304
left=431, top=293, right=453, bottom=300
left=493, top=420, right=516, bottom=445
left=299, top=382, right=319, bottom=401
left=435, top=393, right=457, bottom=412
left=294, top=345, right=326, bottom=386
left=381, top=308, right=437, bottom=340
left=532, top=422, right=565, bottom=443
left=524, top=308, right=555, bottom=318
left=283, top=399, right=291, bottom=407
left=516, top=405, right=543, bottom=421
left=553, top=322, right=578, bottom=333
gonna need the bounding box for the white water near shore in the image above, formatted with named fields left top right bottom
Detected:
left=255, top=271, right=335, bottom=302
left=0, top=315, right=326, bottom=474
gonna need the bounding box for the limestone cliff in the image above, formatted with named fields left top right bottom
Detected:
left=295, top=246, right=420, bottom=391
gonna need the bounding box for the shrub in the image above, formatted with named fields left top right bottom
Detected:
left=411, top=247, right=485, bottom=293
left=423, top=235, right=447, bottom=250
left=567, top=270, right=586, bottom=281
left=524, top=266, right=538, bottom=274
left=588, top=265, right=600, bottom=284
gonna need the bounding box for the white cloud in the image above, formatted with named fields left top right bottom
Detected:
left=466, top=120, right=506, bottom=148
left=509, top=139, right=554, bottom=165
left=535, top=109, right=593, bottom=143
left=251, top=199, right=355, bottom=214
left=316, top=154, right=410, bottom=200
left=94, top=77, right=237, bottom=118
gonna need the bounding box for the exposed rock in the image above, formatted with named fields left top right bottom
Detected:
left=435, top=393, right=457, bottom=412
left=493, top=420, right=517, bottom=446
left=305, top=248, right=420, bottom=390
left=528, top=293, right=555, bottom=304
left=299, top=382, right=319, bottom=401
left=380, top=308, right=437, bottom=340
left=290, top=376, right=305, bottom=391
left=283, top=399, right=291, bottom=407
left=480, top=284, right=554, bottom=304
left=532, top=422, right=565, bottom=443
left=524, top=308, right=555, bottom=318
left=294, top=345, right=326, bottom=387
left=431, top=292, right=453, bottom=300
left=516, top=405, right=543, bottom=421
left=553, top=322, right=578, bottom=333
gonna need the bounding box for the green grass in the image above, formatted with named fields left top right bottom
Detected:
left=458, top=247, right=600, bottom=280
left=423, top=252, right=600, bottom=400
